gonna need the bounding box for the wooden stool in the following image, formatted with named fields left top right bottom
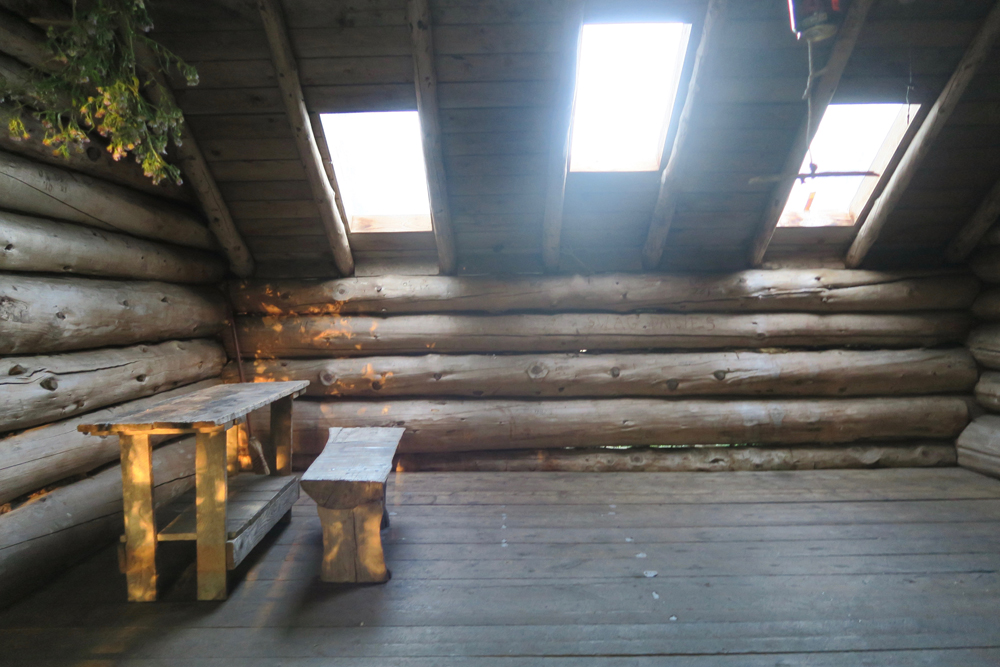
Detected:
left=300, top=427, right=404, bottom=583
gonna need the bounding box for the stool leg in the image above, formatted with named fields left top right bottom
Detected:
left=317, top=507, right=357, bottom=582
left=316, top=502, right=389, bottom=583
left=196, top=430, right=228, bottom=601
left=354, top=501, right=389, bottom=583
left=120, top=434, right=157, bottom=602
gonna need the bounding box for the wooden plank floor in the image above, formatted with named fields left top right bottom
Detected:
left=3, top=468, right=1000, bottom=665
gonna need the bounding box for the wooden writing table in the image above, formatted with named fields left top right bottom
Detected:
left=79, top=381, right=309, bottom=602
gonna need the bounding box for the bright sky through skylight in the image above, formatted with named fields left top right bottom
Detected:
left=569, top=22, right=691, bottom=172
left=779, top=103, right=917, bottom=227
left=320, top=111, right=432, bottom=232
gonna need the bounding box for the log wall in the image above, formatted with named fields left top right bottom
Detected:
left=959, top=242, right=1000, bottom=476
left=0, top=151, right=230, bottom=606
left=230, top=271, right=978, bottom=468
left=0, top=436, right=197, bottom=604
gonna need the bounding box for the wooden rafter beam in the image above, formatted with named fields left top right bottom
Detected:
left=309, top=113, right=352, bottom=242
left=257, top=0, right=355, bottom=276
left=407, top=0, right=456, bottom=275
left=747, top=0, right=876, bottom=267
left=846, top=0, right=1000, bottom=268
left=0, top=5, right=255, bottom=277
left=640, top=0, right=726, bottom=271
left=541, top=0, right=583, bottom=273
left=946, top=177, right=1000, bottom=262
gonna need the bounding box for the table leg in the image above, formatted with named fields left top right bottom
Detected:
left=120, top=434, right=157, bottom=602
left=226, top=422, right=243, bottom=475
left=196, top=429, right=229, bottom=601
left=268, top=396, right=293, bottom=476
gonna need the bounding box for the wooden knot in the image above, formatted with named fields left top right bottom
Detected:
left=610, top=367, right=621, bottom=378
left=713, top=370, right=727, bottom=381
left=527, top=363, right=548, bottom=380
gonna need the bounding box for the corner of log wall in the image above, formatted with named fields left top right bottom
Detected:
left=0, top=150, right=233, bottom=607
left=958, top=239, right=1000, bottom=478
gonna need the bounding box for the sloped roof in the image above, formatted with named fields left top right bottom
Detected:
left=145, top=0, right=1000, bottom=277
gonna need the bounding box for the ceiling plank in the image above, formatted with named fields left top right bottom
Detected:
left=641, top=0, right=727, bottom=271
left=138, top=62, right=257, bottom=278
left=747, top=0, right=876, bottom=268
left=408, top=0, right=457, bottom=275
left=0, top=5, right=50, bottom=67
left=946, top=176, right=1000, bottom=262
left=257, top=0, right=355, bottom=276
left=846, top=0, right=1000, bottom=268
left=540, top=0, right=583, bottom=272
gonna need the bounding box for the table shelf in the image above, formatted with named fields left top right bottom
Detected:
left=155, top=474, right=299, bottom=570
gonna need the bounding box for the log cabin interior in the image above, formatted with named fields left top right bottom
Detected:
left=3, top=0, right=1000, bottom=663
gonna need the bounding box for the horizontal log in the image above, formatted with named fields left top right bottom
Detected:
left=0, top=274, right=227, bottom=354
left=972, top=287, right=1000, bottom=321
left=0, top=436, right=195, bottom=605
left=974, top=371, right=1000, bottom=413
left=0, top=103, right=194, bottom=204
left=957, top=447, right=1000, bottom=479
left=0, top=379, right=220, bottom=506
left=225, top=348, right=978, bottom=398
left=0, top=151, right=216, bottom=250
left=0, top=211, right=226, bottom=283
left=263, top=396, right=970, bottom=455
left=233, top=312, right=972, bottom=358
left=956, top=415, right=1000, bottom=478
left=230, top=269, right=980, bottom=315
left=967, top=324, right=1000, bottom=370
left=969, top=246, right=1000, bottom=283
left=389, top=442, right=957, bottom=473
left=1, top=340, right=226, bottom=433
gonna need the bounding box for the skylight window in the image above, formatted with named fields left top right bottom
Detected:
left=319, top=111, right=432, bottom=233
left=569, top=22, right=691, bottom=172
left=778, top=103, right=919, bottom=228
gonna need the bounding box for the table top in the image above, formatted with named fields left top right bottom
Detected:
left=78, top=381, right=310, bottom=434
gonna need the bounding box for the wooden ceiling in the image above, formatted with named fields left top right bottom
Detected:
left=108, top=1, right=1000, bottom=275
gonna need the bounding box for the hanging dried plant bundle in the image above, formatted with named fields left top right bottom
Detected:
left=1, top=0, right=198, bottom=185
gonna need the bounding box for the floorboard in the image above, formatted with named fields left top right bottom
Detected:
left=2, top=469, right=999, bottom=666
